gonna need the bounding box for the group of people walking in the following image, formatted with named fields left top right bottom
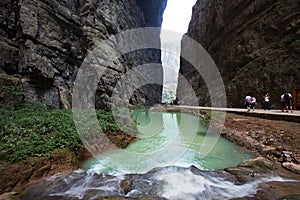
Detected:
left=245, top=91, right=293, bottom=112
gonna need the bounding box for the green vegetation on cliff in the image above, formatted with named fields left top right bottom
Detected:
left=0, top=104, right=122, bottom=163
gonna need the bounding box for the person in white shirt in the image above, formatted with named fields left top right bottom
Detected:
left=245, top=95, right=252, bottom=112
left=264, top=93, right=270, bottom=110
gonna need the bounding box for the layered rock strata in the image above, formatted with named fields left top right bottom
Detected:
left=177, top=0, right=300, bottom=108
left=0, top=0, right=167, bottom=108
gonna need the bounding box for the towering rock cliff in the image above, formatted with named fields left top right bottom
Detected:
left=0, top=0, right=167, bottom=108
left=177, top=0, right=300, bottom=108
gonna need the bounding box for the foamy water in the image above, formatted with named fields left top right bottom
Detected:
left=47, top=166, right=296, bottom=200
left=152, top=167, right=292, bottom=200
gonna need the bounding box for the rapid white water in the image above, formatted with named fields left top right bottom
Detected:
left=46, top=166, right=296, bottom=200
left=49, top=170, right=123, bottom=199
left=153, top=167, right=290, bottom=200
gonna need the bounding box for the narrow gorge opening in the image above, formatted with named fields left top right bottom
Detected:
left=160, top=0, right=197, bottom=104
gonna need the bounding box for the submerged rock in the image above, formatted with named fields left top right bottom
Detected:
left=120, top=179, right=132, bottom=195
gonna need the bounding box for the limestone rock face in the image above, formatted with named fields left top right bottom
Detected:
left=0, top=0, right=167, bottom=108
left=0, top=73, right=23, bottom=106
left=177, top=0, right=300, bottom=108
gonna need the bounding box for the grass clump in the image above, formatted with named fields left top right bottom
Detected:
left=0, top=103, right=123, bottom=163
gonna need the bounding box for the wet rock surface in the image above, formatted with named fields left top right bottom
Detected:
left=0, top=0, right=167, bottom=108
left=177, top=0, right=300, bottom=108
left=18, top=163, right=300, bottom=200
left=19, top=168, right=166, bottom=200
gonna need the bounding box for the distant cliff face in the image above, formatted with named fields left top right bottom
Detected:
left=0, top=0, right=167, bottom=108
left=177, top=0, right=300, bottom=108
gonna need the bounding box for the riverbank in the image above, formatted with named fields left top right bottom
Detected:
left=158, top=105, right=300, bottom=174
left=0, top=104, right=135, bottom=196
left=1, top=105, right=300, bottom=199
left=223, top=112, right=300, bottom=172
left=222, top=112, right=300, bottom=199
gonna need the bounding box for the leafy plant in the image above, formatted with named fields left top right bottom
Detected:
left=200, top=111, right=211, bottom=127
left=0, top=104, right=129, bottom=163
left=0, top=85, right=24, bottom=96
left=133, top=104, right=145, bottom=110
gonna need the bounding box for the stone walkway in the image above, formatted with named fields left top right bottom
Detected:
left=172, top=106, right=300, bottom=123
left=181, top=106, right=300, bottom=116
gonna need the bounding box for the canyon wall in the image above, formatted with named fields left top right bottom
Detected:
left=0, top=0, right=167, bottom=108
left=177, top=0, right=300, bottom=108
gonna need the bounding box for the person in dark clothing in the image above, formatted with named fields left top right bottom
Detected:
left=284, top=92, right=293, bottom=112
left=281, top=92, right=286, bottom=112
